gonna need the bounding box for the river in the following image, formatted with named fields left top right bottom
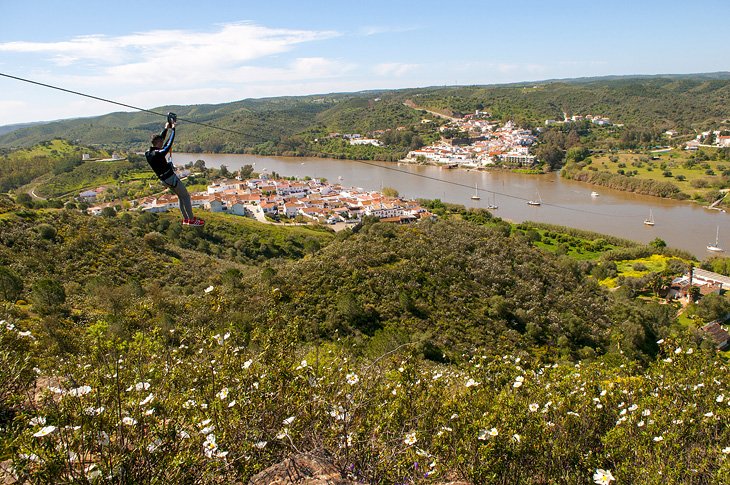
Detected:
left=174, top=152, right=729, bottom=259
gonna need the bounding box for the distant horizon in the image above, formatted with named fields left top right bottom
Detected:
left=2, top=70, right=729, bottom=128
left=2, top=0, right=728, bottom=125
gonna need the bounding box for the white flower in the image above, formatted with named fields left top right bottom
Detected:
left=656, top=339, right=665, bottom=344
left=512, top=433, right=521, bottom=443
left=642, top=409, right=651, bottom=417
left=637, top=420, right=645, bottom=428
left=254, top=441, right=267, bottom=449
left=465, top=378, right=479, bottom=388
left=663, top=358, right=673, bottom=363
left=477, top=429, right=488, bottom=440
left=178, top=430, right=190, bottom=439
left=674, top=347, right=682, bottom=354
left=135, top=382, right=151, bottom=391
left=47, top=386, right=64, bottom=395
left=404, top=431, right=417, bottom=445
left=204, top=286, right=214, bottom=293
left=97, top=431, right=110, bottom=446
left=717, top=394, right=725, bottom=403
left=593, top=468, right=615, bottom=485
left=686, top=348, right=694, bottom=354
left=346, top=373, right=359, bottom=385
left=283, top=416, right=295, bottom=426
left=200, top=425, right=215, bottom=435
left=17, top=330, right=34, bottom=339
left=243, top=359, right=253, bottom=369
left=513, top=381, right=523, bottom=388
left=296, top=360, right=308, bottom=370
left=145, top=408, right=155, bottom=416
left=228, top=400, right=236, bottom=408
left=653, top=436, right=664, bottom=442
left=217, top=387, right=229, bottom=400
left=628, top=404, right=638, bottom=412
left=183, top=399, right=197, bottom=409
left=147, top=438, right=162, bottom=453
left=529, top=403, right=539, bottom=412
left=122, top=417, right=137, bottom=426
left=68, top=385, right=92, bottom=397
left=432, top=372, right=443, bottom=380
left=33, top=425, right=56, bottom=437
left=140, top=393, right=154, bottom=406
left=489, top=427, right=498, bottom=436
left=722, top=447, right=730, bottom=454
left=29, top=416, right=46, bottom=426
left=276, top=429, right=289, bottom=439
left=704, top=412, right=714, bottom=418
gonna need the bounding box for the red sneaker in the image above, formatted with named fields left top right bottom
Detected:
left=184, top=217, right=205, bottom=226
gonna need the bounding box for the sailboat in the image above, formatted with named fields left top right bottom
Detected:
left=643, top=209, right=655, bottom=226
left=471, top=183, right=481, bottom=200
left=487, top=192, right=498, bottom=210
left=707, top=226, right=724, bottom=252
left=527, top=191, right=542, bottom=206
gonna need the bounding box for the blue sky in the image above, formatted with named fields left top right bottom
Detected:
left=0, top=0, right=727, bottom=125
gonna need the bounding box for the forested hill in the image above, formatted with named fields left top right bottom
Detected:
left=2, top=73, right=730, bottom=151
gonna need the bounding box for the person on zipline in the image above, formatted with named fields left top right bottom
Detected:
left=145, top=116, right=204, bottom=226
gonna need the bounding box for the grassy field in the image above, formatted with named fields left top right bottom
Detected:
left=600, top=254, right=684, bottom=288
left=585, top=147, right=729, bottom=201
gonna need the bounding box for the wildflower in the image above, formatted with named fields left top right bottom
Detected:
left=178, top=430, right=190, bottom=439
left=642, top=409, right=651, bottom=417
left=529, top=403, right=539, bottom=412
left=663, top=358, right=673, bottom=363
left=203, top=434, right=218, bottom=458
left=637, top=420, right=645, bottom=428
left=296, top=360, right=308, bottom=370
left=593, top=468, right=615, bottom=484
left=97, top=431, right=110, bottom=446
left=29, top=416, right=46, bottom=426
left=122, top=417, right=137, bottom=426
left=254, top=440, right=267, bottom=449
left=276, top=429, right=288, bottom=439
left=404, top=431, right=417, bottom=445
left=656, top=339, right=665, bottom=344
left=47, top=386, right=64, bottom=395
left=674, top=347, right=682, bottom=354
left=33, top=425, right=56, bottom=437
left=488, top=427, right=498, bottom=437
left=228, top=400, right=236, bottom=408
left=204, top=286, right=214, bottom=293
left=653, top=436, right=664, bottom=442
left=596, top=404, right=603, bottom=409
left=200, top=425, right=215, bottom=435
left=717, top=394, right=725, bottom=403
left=68, top=385, right=92, bottom=397
left=432, top=372, right=443, bottom=380
left=85, top=464, right=102, bottom=480
left=465, top=378, right=479, bottom=388
left=216, top=387, right=229, bottom=400
left=512, top=433, right=521, bottom=443
left=628, top=404, right=638, bottom=412
left=346, top=373, right=359, bottom=385
left=283, top=416, right=295, bottom=426
left=704, top=412, right=714, bottom=418
left=722, top=447, right=730, bottom=454
left=135, top=382, right=151, bottom=392
left=147, top=439, right=162, bottom=453
left=600, top=390, right=607, bottom=396
left=243, top=359, right=253, bottom=369
left=477, top=429, right=488, bottom=440
left=513, top=381, right=523, bottom=388
left=686, top=348, right=694, bottom=354
left=145, top=408, right=155, bottom=416
left=17, top=330, right=34, bottom=339
left=183, top=399, right=197, bottom=409
left=140, top=393, right=154, bottom=406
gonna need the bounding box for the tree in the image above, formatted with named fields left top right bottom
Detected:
left=239, top=164, right=254, bottom=179
left=220, top=165, right=230, bottom=177
left=31, top=278, right=66, bottom=316
left=382, top=187, right=399, bottom=198
left=649, top=237, right=667, bottom=249
left=0, top=266, right=23, bottom=301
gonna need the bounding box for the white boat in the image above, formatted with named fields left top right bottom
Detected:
left=707, top=226, right=724, bottom=252
left=591, top=191, right=599, bottom=197
left=644, top=209, right=655, bottom=226
left=527, top=191, right=542, bottom=206
left=487, top=193, right=498, bottom=210
left=471, top=183, right=481, bottom=200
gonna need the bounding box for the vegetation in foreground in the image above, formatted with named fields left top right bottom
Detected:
left=0, top=199, right=728, bottom=483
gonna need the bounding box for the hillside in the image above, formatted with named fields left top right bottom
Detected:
left=1, top=201, right=728, bottom=483
left=2, top=74, right=730, bottom=155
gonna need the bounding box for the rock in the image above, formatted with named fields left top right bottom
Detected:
left=247, top=454, right=357, bottom=485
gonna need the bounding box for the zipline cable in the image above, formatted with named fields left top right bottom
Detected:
left=1, top=71, right=644, bottom=217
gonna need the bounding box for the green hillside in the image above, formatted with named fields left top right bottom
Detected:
left=1, top=200, right=728, bottom=483
left=2, top=75, right=730, bottom=155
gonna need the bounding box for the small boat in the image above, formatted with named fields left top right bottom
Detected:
left=471, top=183, right=481, bottom=200
left=707, top=226, right=724, bottom=252
left=338, top=176, right=344, bottom=181
left=487, top=192, right=498, bottom=210
left=591, top=191, right=599, bottom=197
left=644, top=209, right=655, bottom=226
left=527, top=191, right=542, bottom=206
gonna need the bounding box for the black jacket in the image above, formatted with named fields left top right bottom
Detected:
left=144, top=128, right=175, bottom=179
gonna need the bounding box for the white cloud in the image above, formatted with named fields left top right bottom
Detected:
left=359, top=25, right=420, bottom=36
left=373, top=63, right=419, bottom=77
